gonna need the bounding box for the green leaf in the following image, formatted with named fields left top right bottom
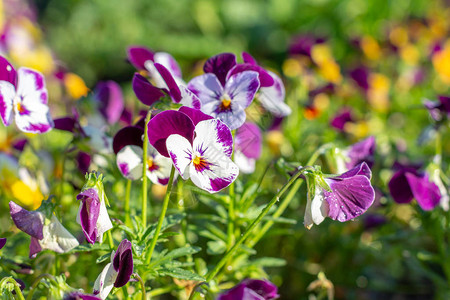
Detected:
left=158, top=267, right=205, bottom=282
left=150, top=246, right=201, bottom=267
left=206, top=240, right=226, bottom=255
left=249, top=257, right=286, bottom=267
left=96, top=252, right=112, bottom=264
left=118, top=225, right=136, bottom=240
left=141, top=213, right=185, bottom=241
left=261, top=216, right=297, bottom=224
left=66, top=244, right=110, bottom=254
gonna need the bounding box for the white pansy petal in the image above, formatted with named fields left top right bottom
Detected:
left=187, top=73, right=223, bottom=106
left=179, top=86, right=201, bottom=109
left=96, top=201, right=113, bottom=243
left=224, top=71, right=259, bottom=109
left=144, top=60, right=167, bottom=89
left=117, top=145, right=144, bottom=180
left=154, top=52, right=183, bottom=79
left=166, top=134, right=193, bottom=179
left=234, top=150, right=255, bottom=174
left=0, top=81, right=15, bottom=126
left=40, top=215, right=79, bottom=253
left=311, top=186, right=329, bottom=225
left=258, top=71, right=291, bottom=117
left=93, top=262, right=117, bottom=300
left=193, top=119, right=233, bottom=158
left=147, top=153, right=173, bottom=186
left=189, top=152, right=239, bottom=193
left=17, top=68, right=48, bottom=104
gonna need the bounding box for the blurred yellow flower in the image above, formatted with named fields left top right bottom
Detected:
left=368, top=73, right=390, bottom=112
left=10, top=180, right=43, bottom=210
left=361, top=36, right=381, bottom=61
left=389, top=27, right=408, bottom=48
left=64, top=72, right=90, bottom=99
left=432, top=41, right=450, bottom=84
left=400, top=44, right=420, bottom=66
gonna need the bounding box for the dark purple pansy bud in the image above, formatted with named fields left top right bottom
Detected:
left=388, top=167, right=441, bottom=211
left=95, top=81, right=124, bottom=124
left=127, top=46, right=154, bottom=70
left=0, top=55, right=17, bottom=87
left=77, top=151, right=91, bottom=175
left=203, top=53, right=237, bottom=86
left=64, top=292, right=101, bottom=300
left=54, top=117, right=77, bottom=132
left=113, top=239, right=133, bottom=287
left=120, top=107, right=133, bottom=125
left=132, top=73, right=165, bottom=106
left=0, top=238, right=6, bottom=250
left=147, top=110, right=195, bottom=157
left=112, top=126, right=144, bottom=154
left=289, top=35, right=324, bottom=57
left=363, top=214, right=386, bottom=230
left=218, top=279, right=279, bottom=300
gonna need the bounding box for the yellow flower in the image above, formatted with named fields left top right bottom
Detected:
left=361, top=36, right=381, bottom=61
left=64, top=73, right=90, bottom=99
left=432, top=41, right=450, bottom=84
left=10, top=180, right=43, bottom=210
left=400, top=44, right=420, bottom=66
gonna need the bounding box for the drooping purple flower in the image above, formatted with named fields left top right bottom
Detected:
left=93, top=239, right=133, bottom=299
left=76, top=187, right=113, bottom=244
left=388, top=166, right=441, bottom=211
left=95, top=81, right=124, bottom=124
left=9, top=201, right=79, bottom=258
left=188, top=65, right=260, bottom=130
left=157, top=109, right=238, bottom=193
left=218, top=279, right=279, bottom=300
left=64, top=292, right=101, bottom=300
left=304, top=163, right=375, bottom=229
left=0, top=238, right=6, bottom=250
left=330, top=108, right=354, bottom=131
left=234, top=122, right=262, bottom=173
left=0, top=56, right=53, bottom=133
left=424, top=95, right=450, bottom=122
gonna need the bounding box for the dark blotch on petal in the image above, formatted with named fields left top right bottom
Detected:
left=227, top=64, right=274, bottom=87
left=112, top=126, right=144, bottom=154
left=132, top=73, right=165, bottom=106
left=203, top=53, right=237, bottom=86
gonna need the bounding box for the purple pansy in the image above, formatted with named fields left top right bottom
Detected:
left=335, top=136, right=376, bottom=173
left=289, top=35, right=325, bottom=57
left=64, top=292, right=101, bottom=300
left=234, top=122, right=262, bottom=173
left=350, top=66, right=370, bottom=91
left=93, top=239, right=133, bottom=299
left=95, top=81, right=124, bottom=124
left=0, top=238, right=6, bottom=250
left=188, top=53, right=260, bottom=130
left=304, top=163, right=375, bottom=229
left=218, top=279, right=279, bottom=300
left=76, top=188, right=113, bottom=244
left=330, top=108, right=354, bottom=131
left=149, top=108, right=238, bottom=193
left=424, top=95, right=450, bottom=122
left=9, top=201, right=79, bottom=258
left=0, top=56, right=53, bottom=133
left=388, top=166, right=441, bottom=211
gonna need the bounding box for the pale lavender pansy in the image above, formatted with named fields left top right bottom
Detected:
left=9, top=201, right=79, bottom=258
left=95, top=81, right=124, bottom=124
left=76, top=188, right=113, bottom=244
left=165, top=117, right=238, bottom=193
left=93, top=239, right=133, bottom=299
left=188, top=69, right=260, bottom=130
left=0, top=56, right=53, bottom=133
left=234, top=122, right=262, bottom=173
left=0, top=238, right=6, bottom=250
left=304, top=162, right=375, bottom=229
left=217, top=279, right=279, bottom=300
left=388, top=166, right=441, bottom=211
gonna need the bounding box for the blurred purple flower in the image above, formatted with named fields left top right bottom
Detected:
left=218, top=279, right=279, bottom=300
left=304, top=163, right=375, bottom=229
left=95, top=81, right=124, bottom=124
left=424, top=95, right=450, bottom=122
left=234, top=122, right=262, bottom=173
left=330, top=108, right=354, bottom=131
left=64, top=292, right=101, bottom=300
left=388, top=166, right=441, bottom=211
left=289, top=35, right=325, bottom=57
left=345, top=136, right=376, bottom=170
left=0, top=56, right=53, bottom=133
left=349, top=66, right=370, bottom=91
left=93, top=239, right=133, bottom=299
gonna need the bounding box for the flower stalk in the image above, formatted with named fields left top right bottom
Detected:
left=142, top=110, right=153, bottom=227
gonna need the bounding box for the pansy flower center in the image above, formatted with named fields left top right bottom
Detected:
left=219, top=94, right=232, bottom=111
left=15, top=101, right=28, bottom=115
left=147, top=158, right=159, bottom=172
left=192, top=154, right=209, bottom=172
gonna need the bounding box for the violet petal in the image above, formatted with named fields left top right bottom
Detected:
left=235, top=122, right=262, bottom=159
left=203, top=53, right=237, bottom=86
left=178, top=106, right=213, bottom=126
left=132, top=73, right=165, bottom=106
left=9, top=201, right=44, bottom=239
left=154, top=63, right=181, bottom=102
left=405, top=173, right=441, bottom=211
left=112, top=126, right=144, bottom=154
left=95, top=81, right=124, bottom=124
left=127, top=46, right=154, bottom=70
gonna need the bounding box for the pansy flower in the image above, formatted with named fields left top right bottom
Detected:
left=187, top=53, right=260, bottom=130
left=0, top=56, right=53, bottom=133
left=330, top=108, right=354, bottom=131
left=0, top=238, right=6, bottom=250
left=424, top=95, right=450, bottom=122
left=334, top=136, right=376, bottom=173
left=64, top=292, right=101, bottom=300
left=304, top=162, right=375, bottom=229
left=76, top=173, right=113, bottom=244
left=93, top=239, right=133, bottom=299
left=388, top=164, right=441, bottom=211
left=148, top=107, right=239, bottom=193
left=94, top=81, right=124, bottom=125
left=217, top=279, right=279, bottom=300
left=234, top=122, right=262, bottom=173
left=9, top=201, right=79, bottom=258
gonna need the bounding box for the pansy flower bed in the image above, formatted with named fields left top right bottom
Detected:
left=0, top=0, right=449, bottom=299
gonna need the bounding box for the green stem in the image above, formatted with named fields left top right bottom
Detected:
left=149, top=285, right=180, bottom=297
left=435, top=130, right=442, bottom=165
left=107, top=231, right=114, bottom=249
left=25, top=274, right=57, bottom=300
left=203, top=167, right=306, bottom=282
left=142, top=110, right=152, bottom=228
left=0, top=277, right=25, bottom=300
left=145, top=167, right=176, bottom=264
left=124, top=179, right=132, bottom=226
left=226, top=184, right=235, bottom=249
left=133, top=273, right=146, bottom=300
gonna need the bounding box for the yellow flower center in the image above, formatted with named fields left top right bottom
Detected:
left=219, top=94, right=232, bottom=111
left=192, top=155, right=209, bottom=172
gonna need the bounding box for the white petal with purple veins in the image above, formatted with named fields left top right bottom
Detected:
left=187, top=73, right=223, bottom=105
left=96, top=201, right=113, bottom=243
left=234, top=150, right=255, bottom=174
left=258, top=71, right=291, bottom=117
left=166, top=134, right=193, bottom=179
left=179, top=86, right=201, bottom=109
left=17, top=68, right=47, bottom=104
left=93, top=262, right=117, bottom=299
left=117, top=146, right=144, bottom=180
left=0, top=81, right=15, bottom=126
left=146, top=145, right=173, bottom=185
left=224, top=71, right=259, bottom=109
left=193, top=119, right=233, bottom=158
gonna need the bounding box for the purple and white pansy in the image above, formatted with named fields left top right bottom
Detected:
left=0, top=56, right=53, bottom=133
left=93, top=239, right=133, bottom=299
left=234, top=122, right=262, bottom=173
left=9, top=201, right=79, bottom=258
left=76, top=173, right=113, bottom=244
left=188, top=53, right=260, bottom=130
left=148, top=107, right=239, bottom=193
left=304, top=162, right=375, bottom=229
